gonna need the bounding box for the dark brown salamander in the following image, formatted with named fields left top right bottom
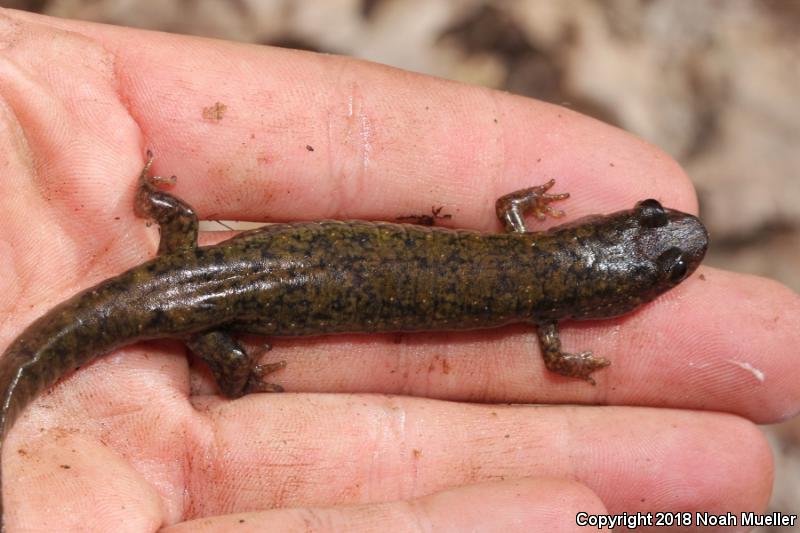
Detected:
left=0, top=153, right=708, bottom=528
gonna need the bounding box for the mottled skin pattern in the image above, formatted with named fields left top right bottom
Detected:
left=0, top=155, right=708, bottom=528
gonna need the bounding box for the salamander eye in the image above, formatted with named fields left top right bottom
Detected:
left=657, top=247, right=689, bottom=282
left=636, top=199, right=668, bottom=228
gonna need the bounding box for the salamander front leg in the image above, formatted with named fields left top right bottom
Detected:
left=187, top=331, right=286, bottom=398
left=535, top=321, right=610, bottom=385
left=134, top=150, right=199, bottom=254
left=495, top=179, right=569, bottom=233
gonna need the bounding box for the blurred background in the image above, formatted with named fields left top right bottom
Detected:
left=3, top=0, right=798, bottom=529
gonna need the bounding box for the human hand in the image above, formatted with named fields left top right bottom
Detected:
left=0, top=9, right=797, bottom=532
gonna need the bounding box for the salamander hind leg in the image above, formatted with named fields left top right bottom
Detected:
left=187, top=331, right=286, bottom=398
left=535, top=321, right=610, bottom=385
left=495, top=179, right=570, bottom=233
left=135, top=150, right=199, bottom=254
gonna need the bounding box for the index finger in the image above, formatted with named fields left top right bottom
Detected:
left=28, top=11, right=697, bottom=228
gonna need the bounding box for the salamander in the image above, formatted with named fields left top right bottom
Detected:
left=0, top=152, right=708, bottom=528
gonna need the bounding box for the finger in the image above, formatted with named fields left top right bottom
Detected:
left=10, top=11, right=698, bottom=230
left=9, top=366, right=770, bottom=530
left=164, top=478, right=606, bottom=533
left=184, top=267, right=799, bottom=423
left=176, top=394, right=771, bottom=522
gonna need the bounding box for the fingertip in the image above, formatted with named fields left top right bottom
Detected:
left=560, top=267, right=800, bottom=422
left=669, top=412, right=773, bottom=514
left=562, top=408, right=772, bottom=517
left=676, top=269, right=800, bottom=423
left=496, top=94, right=699, bottom=218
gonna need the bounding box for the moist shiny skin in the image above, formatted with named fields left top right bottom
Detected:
left=0, top=159, right=708, bottom=529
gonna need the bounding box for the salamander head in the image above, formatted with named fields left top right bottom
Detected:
left=563, top=198, right=708, bottom=320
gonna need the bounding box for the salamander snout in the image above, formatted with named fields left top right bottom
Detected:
left=635, top=199, right=708, bottom=285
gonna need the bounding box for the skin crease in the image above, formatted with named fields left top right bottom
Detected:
left=0, top=8, right=797, bottom=533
